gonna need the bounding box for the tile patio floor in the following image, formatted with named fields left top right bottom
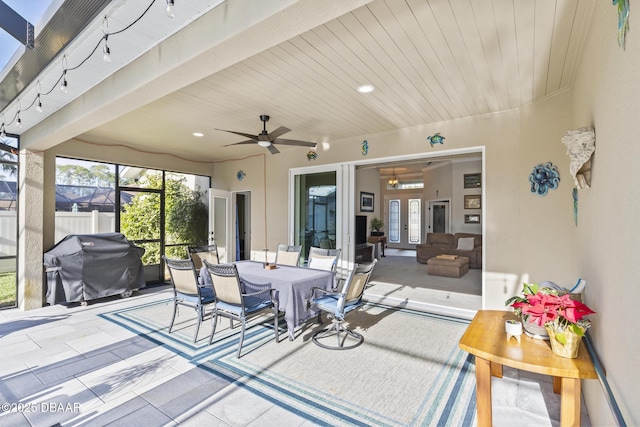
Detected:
left=0, top=284, right=590, bottom=426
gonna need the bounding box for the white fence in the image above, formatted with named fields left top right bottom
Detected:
left=54, top=211, right=116, bottom=243
left=0, top=211, right=17, bottom=273
left=0, top=211, right=115, bottom=273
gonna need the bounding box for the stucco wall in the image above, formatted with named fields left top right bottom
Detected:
left=210, top=95, right=576, bottom=305
left=568, top=1, right=639, bottom=425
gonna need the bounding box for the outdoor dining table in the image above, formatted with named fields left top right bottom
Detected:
left=201, top=260, right=335, bottom=340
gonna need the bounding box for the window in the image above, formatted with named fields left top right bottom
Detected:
left=55, top=157, right=210, bottom=283
left=0, top=134, right=18, bottom=308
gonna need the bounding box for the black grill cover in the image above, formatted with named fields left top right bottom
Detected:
left=44, top=233, right=145, bottom=305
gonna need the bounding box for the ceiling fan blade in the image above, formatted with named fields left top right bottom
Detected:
left=222, top=140, right=256, bottom=147
left=267, top=126, right=291, bottom=140
left=215, top=129, right=259, bottom=140
left=272, top=138, right=317, bottom=148
left=267, top=144, right=280, bottom=154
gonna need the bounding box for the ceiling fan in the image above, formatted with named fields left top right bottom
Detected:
left=217, top=115, right=317, bottom=154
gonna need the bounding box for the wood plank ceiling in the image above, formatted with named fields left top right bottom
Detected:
left=5, top=0, right=596, bottom=163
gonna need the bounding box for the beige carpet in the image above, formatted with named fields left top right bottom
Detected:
left=100, top=299, right=478, bottom=426
left=369, top=255, right=481, bottom=296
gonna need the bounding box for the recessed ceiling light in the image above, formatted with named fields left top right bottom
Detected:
left=357, top=84, right=375, bottom=93
left=192, top=132, right=204, bottom=137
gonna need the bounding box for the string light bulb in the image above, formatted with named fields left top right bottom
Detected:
left=166, top=0, right=175, bottom=18
left=61, top=72, right=68, bottom=93
left=61, top=56, right=68, bottom=93
left=102, top=18, right=111, bottom=63
left=16, top=112, right=22, bottom=128
left=36, top=82, right=43, bottom=112
left=103, top=39, right=111, bottom=63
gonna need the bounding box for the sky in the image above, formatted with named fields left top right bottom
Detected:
left=0, top=0, right=57, bottom=75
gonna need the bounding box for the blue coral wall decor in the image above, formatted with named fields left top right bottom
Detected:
left=572, top=187, right=578, bottom=226
left=529, top=162, right=560, bottom=196
left=613, top=0, right=630, bottom=49
left=427, top=132, right=445, bottom=147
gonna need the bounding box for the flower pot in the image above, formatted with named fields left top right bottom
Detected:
left=371, top=231, right=384, bottom=236
left=545, top=326, right=581, bottom=358
left=522, top=315, right=549, bottom=340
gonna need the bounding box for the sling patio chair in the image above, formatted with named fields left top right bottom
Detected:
left=203, top=260, right=281, bottom=358
left=163, top=256, right=215, bottom=343
left=308, top=259, right=377, bottom=350
left=274, top=244, right=302, bottom=266
left=307, top=247, right=341, bottom=272
left=188, top=244, right=220, bottom=285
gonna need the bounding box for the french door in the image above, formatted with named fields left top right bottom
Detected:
left=385, top=194, right=422, bottom=249
left=209, top=189, right=231, bottom=263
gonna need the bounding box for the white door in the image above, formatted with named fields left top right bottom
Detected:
left=385, top=193, right=422, bottom=249
left=428, top=200, right=450, bottom=235
left=209, top=189, right=231, bottom=263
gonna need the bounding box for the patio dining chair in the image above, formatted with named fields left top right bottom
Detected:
left=274, top=244, right=302, bottom=266
left=189, top=244, right=220, bottom=268
left=308, top=259, right=377, bottom=350
left=163, top=256, right=215, bottom=343
left=307, top=247, right=341, bottom=272
left=203, top=260, right=280, bottom=358
left=188, top=244, right=220, bottom=285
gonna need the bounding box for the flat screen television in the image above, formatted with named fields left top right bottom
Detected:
left=355, top=215, right=367, bottom=246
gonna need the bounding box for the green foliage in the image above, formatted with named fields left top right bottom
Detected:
left=0, top=272, right=16, bottom=307
left=370, top=217, right=384, bottom=231
left=120, top=173, right=207, bottom=264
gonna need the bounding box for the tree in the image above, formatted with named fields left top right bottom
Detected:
left=0, top=137, right=18, bottom=178
left=120, top=173, right=207, bottom=264
left=56, top=165, right=93, bottom=185
left=89, top=164, right=114, bottom=187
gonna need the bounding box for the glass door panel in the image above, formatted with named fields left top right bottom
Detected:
left=388, top=199, right=400, bottom=244
left=408, top=198, right=421, bottom=245
left=209, top=189, right=231, bottom=263
left=293, top=172, right=336, bottom=263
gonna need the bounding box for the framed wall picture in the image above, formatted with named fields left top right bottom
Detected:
left=464, top=173, right=481, bottom=188
left=360, top=192, right=374, bottom=212
left=464, top=194, right=481, bottom=209
left=465, top=214, right=481, bottom=224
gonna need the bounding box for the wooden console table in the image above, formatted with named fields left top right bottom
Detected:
left=367, top=235, right=386, bottom=258
left=459, top=310, right=597, bottom=427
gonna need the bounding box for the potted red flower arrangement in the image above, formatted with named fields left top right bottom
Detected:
left=506, top=283, right=596, bottom=358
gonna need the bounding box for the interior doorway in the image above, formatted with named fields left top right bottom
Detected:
left=428, top=200, right=450, bottom=234
left=351, top=150, right=484, bottom=313
left=234, top=192, right=251, bottom=261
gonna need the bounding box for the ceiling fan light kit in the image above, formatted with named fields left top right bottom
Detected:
left=218, top=115, right=317, bottom=155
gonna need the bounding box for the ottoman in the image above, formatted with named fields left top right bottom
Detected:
left=426, top=256, right=469, bottom=278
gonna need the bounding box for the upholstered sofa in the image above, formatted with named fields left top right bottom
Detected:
left=416, top=233, right=482, bottom=269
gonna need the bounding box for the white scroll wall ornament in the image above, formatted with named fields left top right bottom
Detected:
left=561, top=127, right=595, bottom=189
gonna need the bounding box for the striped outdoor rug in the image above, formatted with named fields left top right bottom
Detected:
left=101, top=299, right=476, bottom=426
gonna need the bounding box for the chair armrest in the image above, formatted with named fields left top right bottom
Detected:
left=306, top=287, right=342, bottom=311
left=241, top=279, right=276, bottom=298
left=309, top=287, right=341, bottom=297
